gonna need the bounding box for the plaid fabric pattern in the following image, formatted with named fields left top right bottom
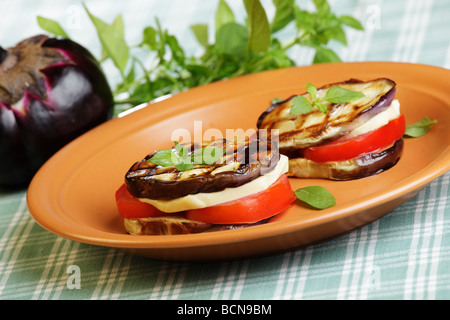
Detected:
left=0, top=0, right=449, bottom=300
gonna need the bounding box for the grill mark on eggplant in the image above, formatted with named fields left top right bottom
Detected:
left=125, top=138, right=279, bottom=200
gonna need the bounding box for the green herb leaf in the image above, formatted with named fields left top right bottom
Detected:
left=306, top=83, right=318, bottom=101
left=271, top=0, right=295, bottom=33
left=190, top=24, right=209, bottom=48
left=295, top=186, right=336, bottom=209
left=215, top=22, right=248, bottom=57
left=175, top=161, right=195, bottom=172
left=339, top=15, right=364, bottom=30
left=271, top=98, right=284, bottom=104
left=84, top=4, right=129, bottom=75
left=290, top=95, right=313, bottom=114
left=141, top=26, right=157, bottom=49
left=324, top=86, right=365, bottom=104
left=147, top=149, right=177, bottom=167
left=315, top=101, right=328, bottom=114
left=313, top=47, right=342, bottom=63
left=404, top=116, right=438, bottom=137
left=215, top=0, right=235, bottom=31
left=244, top=0, right=271, bottom=53
left=37, top=16, right=70, bottom=38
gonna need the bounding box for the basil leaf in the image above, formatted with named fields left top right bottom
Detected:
left=295, top=186, right=336, bottom=209
left=312, top=47, right=341, bottom=64
left=271, top=98, right=284, bottom=104
left=175, top=161, right=194, bottom=171
left=37, top=16, right=70, bottom=38
left=404, top=116, right=438, bottom=138
left=190, top=24, right=209, bottom=48
left=324, top=24, right=347, bottom=45
left=244, top=0, right=271, bottom=53
left=215, top=0, right=235, bottom=31
left=324, top=86, right=364, bottom=104
left=290, top=95, right=312, bottom=114
left=271, top=0, right=295, bottom=33
left=147, top=149, right=177, bottom=167
left=306, top=83, right=318, bottom=100
left=84, top=4, right=129, bottom=75
left=315, top=102, right=328, bottom=114
left=215, top=22, right=248, bottom=57
left=339, top=15, right=364, bottom=30
left=141, top=26, right=157, bottom=49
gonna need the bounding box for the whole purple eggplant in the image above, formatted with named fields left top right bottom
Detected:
left=0, top=35, right=114, bottom=188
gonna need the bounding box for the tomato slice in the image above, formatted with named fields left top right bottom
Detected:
left=115, top=174, right=296, bottom=224
left=304, top=114, right=406, bottom=163
left=186, top=174, right=296, bottom=224
left=115, top=183, right=167, bottom=219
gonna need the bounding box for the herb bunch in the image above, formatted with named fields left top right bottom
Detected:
left=37, top=0, right=363, bottom=114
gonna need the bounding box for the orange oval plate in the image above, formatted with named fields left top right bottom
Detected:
left=27, top=62, right=450, bottom=262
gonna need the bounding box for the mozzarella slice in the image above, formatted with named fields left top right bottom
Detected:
left=139, top=155, right=289, bottom=212
left=344, top=99, right=401, bottom=139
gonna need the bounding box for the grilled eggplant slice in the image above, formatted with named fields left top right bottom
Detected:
left=257, top=78, right=396, bottom=152
left=123, top=216, right=271, bottom=235
left=125, top=138, right=279, bottom=200
left=288, top=139, right=403, bottom=180
left=124, top=215, right=213, bottom=235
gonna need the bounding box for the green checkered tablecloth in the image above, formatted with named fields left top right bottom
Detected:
left=1, top=0, right=449, bottom=301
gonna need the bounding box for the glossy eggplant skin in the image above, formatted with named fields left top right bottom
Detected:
left=0, top=35, right=114, bottom=188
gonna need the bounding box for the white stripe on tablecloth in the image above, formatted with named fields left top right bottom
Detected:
left=272, top=252, right=293, bottom=299
left=161, top=263, right=188, bottom=299
left=347, top=227, right=370, bottom=299
left=415, top=180, right=439, bottom=299
left=392, top=0, right=433, bottom=62
left=409, top=0, right=433, bottom=63
left=288, top=247, right=313, bottom=299
left=0, top=197, right=31, bottom=296
left=403, top=188, right=427, bottom=299
left=149, top=261, right=185, bottom=300
left=339, top=0, right=379, bottom=62
left=336, top=231, right=358, bottom=299
left=210, top=260, right=248, bottom=300
left=110, top=254, right=133, bottom=299
left=426, top=174, right=449, bottom=299
left=90, top=248, right=126, bottom=299
left=357, top=221, right=380, bottom=299
left=44, top=241, right=82, bottom=300
left=231, top=260, right=249, bottom=299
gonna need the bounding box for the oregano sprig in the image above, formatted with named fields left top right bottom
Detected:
left=290, top=83, right=365, bottom=115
